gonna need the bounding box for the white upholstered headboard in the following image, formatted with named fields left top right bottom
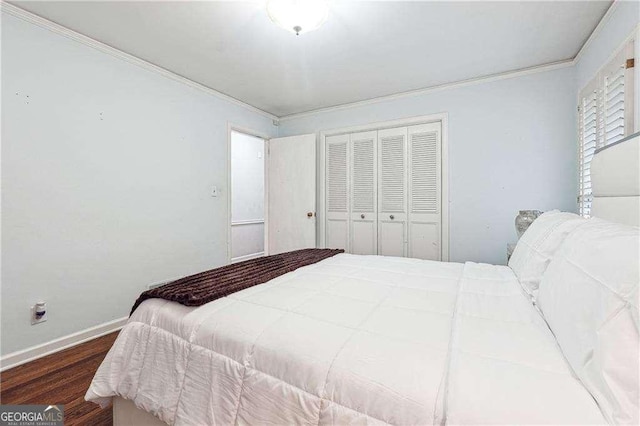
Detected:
left=590, top=132, right=640, bottom=227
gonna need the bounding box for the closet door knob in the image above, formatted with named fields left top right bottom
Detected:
left=361, top=214, right=365, bottom=219
left=390, top=215, right=395, bottom=220
left=307, top=212, right=313, bottom=218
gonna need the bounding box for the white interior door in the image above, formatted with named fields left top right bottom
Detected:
left=325, top=134, right=350, bottom=251
left=267, top=134, right=316, bottom=255
left=378, top=127, right=408, bottom=257
left=350, top=131, right=377, bottom=255
left=408, top=123, right=442, bottom=260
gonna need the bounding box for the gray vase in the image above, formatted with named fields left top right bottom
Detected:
left=515, top=210, right=542, bottom=239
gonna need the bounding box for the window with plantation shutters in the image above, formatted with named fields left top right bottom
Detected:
left=577, top=40, right=635, bottom=217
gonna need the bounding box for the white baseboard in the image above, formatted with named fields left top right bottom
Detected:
left=0, top=316, right=128, bottom=372
left=231, top=251, right=265, bottom=264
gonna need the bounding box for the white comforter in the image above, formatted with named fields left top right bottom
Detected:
left=86, top=254, right=606, bottom=425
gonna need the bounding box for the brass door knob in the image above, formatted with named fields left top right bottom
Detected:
left=307, top=212, right=313, bottom=218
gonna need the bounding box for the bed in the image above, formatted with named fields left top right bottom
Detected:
left=86, top=133, right=639, bottom=425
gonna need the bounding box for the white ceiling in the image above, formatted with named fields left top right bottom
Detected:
left=12, top=1, right=611, bottom=117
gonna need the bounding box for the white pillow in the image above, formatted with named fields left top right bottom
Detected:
left=537, top=218, right=639, bottom=425
left=508, top=210, right=585, bottom=297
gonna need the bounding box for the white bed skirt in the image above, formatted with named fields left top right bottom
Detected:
left=113, top=397, right=166, bottom=426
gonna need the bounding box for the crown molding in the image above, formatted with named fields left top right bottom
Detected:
left=1, top=2, right=279, bottom=121
left=279, top=59, right=574, bottom=122
left=573, top=0, right=620, bottom=65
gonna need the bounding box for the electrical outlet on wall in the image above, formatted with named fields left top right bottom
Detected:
left=31, top=302, right=47, bottom=325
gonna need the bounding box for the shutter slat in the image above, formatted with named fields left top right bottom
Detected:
left=584, top=99, right=597, bottom=111
left=583, top=125, right=597, bottom=137
left=606, top=92, right=625, bottom=103
left=605, top=129, right=625, bottom=144
left=583, top=108, right=597, bottom=122
left=605, top=118, right=624, bottom=133
left=606, top=69, right=625, bottom=90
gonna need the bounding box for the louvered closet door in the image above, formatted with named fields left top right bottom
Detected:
left=377, top=127, right=408, bottom=257
left=408, top=123, right=442, bottom=260
left=350, top=131, right=377, bottom=255
left=325, top=134, right=350, bottom=251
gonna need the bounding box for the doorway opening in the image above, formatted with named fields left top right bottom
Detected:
left=230, top=130, right=266, bottom=263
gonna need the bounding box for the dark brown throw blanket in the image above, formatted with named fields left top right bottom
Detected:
left=130, top=248, right=344, bottom=315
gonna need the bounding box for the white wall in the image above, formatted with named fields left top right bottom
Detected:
left=231, top=131, right=265, bottom=260
left=279, top=67, right=578, bottom=266
left=1, top=13, right=276, bottom=356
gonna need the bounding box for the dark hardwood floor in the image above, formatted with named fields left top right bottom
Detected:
left=0, top=331, right=119, bottom=425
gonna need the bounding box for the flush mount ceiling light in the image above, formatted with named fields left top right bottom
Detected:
left=267, top=0, right=328, bottom=35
